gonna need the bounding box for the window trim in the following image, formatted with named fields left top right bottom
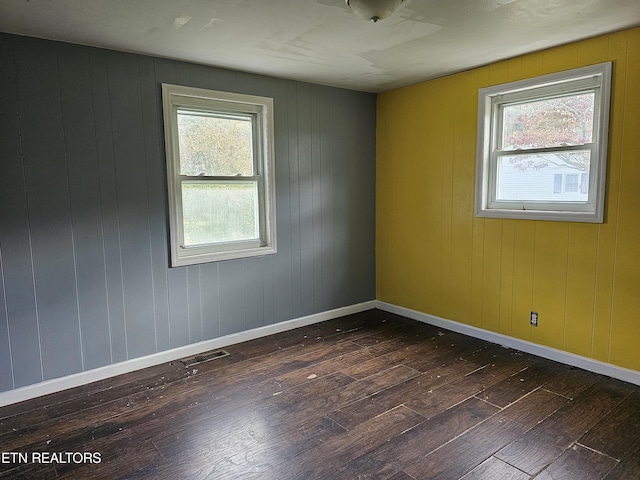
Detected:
left=162, top=84, right=277, bottom=267
left=475, top=62, right=612, bottom=223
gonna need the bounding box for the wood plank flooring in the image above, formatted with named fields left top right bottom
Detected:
left=1, top=309, right=639, bottom=479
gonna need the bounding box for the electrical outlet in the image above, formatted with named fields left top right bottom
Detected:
left=530, top=311, right=538, bottom=326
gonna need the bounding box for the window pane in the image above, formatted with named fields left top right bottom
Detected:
left=182, top=183, right=258, bottom=246
left=177, top=111, right=254, bottom=176
left=496, top=151, right=590, bottom=202
left=501, top=93, right=594, bottom=150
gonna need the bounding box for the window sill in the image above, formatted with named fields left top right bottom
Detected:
left=170, top=244, right=277, bottom=267
left=474, top=207, right=603, bottom=223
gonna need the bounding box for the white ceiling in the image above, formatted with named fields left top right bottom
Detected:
left=1, top=0, right=639, bottom=92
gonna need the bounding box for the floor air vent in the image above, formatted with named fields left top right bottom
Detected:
left=180, top=349, right=230, bottom=367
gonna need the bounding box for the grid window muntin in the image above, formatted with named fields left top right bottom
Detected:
left=475, top=62, right=612, bottom=223
left=163, top=84, right=276, bottom=266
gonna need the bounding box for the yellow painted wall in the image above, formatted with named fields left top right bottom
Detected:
left=377, top=28, right=640, bottom=372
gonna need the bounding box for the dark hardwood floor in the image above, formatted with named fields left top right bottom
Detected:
left=1, top=309, right=639, bottom=479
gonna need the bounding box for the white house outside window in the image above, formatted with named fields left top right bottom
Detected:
left=475, top=62, right=612, bottom=223
left=162, top=84, right=276, bottom=266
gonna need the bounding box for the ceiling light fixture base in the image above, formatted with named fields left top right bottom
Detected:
left=346, top=0, right=405, bottom=22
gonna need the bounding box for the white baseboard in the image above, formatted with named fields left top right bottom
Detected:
left=4, top=299, right=637, bottom=409
left=0, top=300, right=376, bottom=408
left=376, top=301, right=640, bottom=387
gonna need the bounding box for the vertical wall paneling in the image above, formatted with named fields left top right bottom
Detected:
left=297, top=82, right=315, bottom=317
left=591, top=31, right=628, bottom=363
left=352, top=93, right=376, bottom=304
left=261, top=255, right=275, bottom=327
left=15, top=37, right=83, bottom=381
left=394, top=88, right=428, bottom=312
left=167, top=268, right=189, bottom=348
left=187, top=63, right=211, bottom=91
left=449, top=71, right=476, bottom=326
left=139, top=56, right=170, bottom=353
left=469, top=68, right=489, bottom=329
left=335, top=90, right=376, bottom=308
left=357, top=94, right=376, bottom=303
left=287, top=81, right=303, bottom=319
left=311, top=85, right=324, bottom=312
left=106, top=51, right=156, bottom=359
left=331, top=90, right=352, bottom=308
left=175, top=62, right=190, bottom=90
left=381, top=91, right=410, bottom=306
left=0, top=34, right=376, bottom=395
left=90, top=48, right=126, bottom=364
left=511, top=221, right=536, bottom=341
left=320, top=87, right=336, bottom=311
left=424, top=82, right=443, bottom=314
left=564, top=224, right=598, bottom=357
left=470, top=219, right=485, bottom=330
left=199, top=263, right=221, bottom=338
left=542, top=42, right=579, bottom=75
left=531, top=222, right=569, bottom=351
left=609, top=28, right=640, bottom=370
left=236, top=72, right=264, bottom=96
left=58, top=44, right=112, bottom=370
left=243, top=257, right=264, bottom=330
left=0, top=251, right=13, bottom=391
left=498, top=220, right=515, bottom=336
left=377, top=27, right=640, bottom=373
left=439, top=83, right=454, bottom=320
left=481, top=218, right=502, bottom=333
left=0, top=36, right=42, bottom=388
left=331, top=89, right=373, bottom=310
left=218, top=259, right=246, bottom=336
left=210, top=66, right=237, bottom=93
left=187, top=266, right=203, bottom=343
left=269, top=77, right=294, bottom=324
left=381, top=91, right=401, bottom=306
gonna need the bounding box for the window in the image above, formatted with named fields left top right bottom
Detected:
left=162, top=84, right=276, bottom=266
left=553, top=174, right=562, bottom=194
left=475, top=62, right=612, bottom=223
left=564, top=174, right=579, bottom=193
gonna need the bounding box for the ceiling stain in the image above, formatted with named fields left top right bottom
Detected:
left=172, top=16, right=191, bottom=29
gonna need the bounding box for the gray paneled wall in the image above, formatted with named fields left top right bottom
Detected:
left=0, top=34, right=376, bottom=393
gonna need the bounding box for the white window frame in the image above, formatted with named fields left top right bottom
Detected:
left=475, top=62, right=612, bottom=223
left=162, top=84, right=276, bottom=267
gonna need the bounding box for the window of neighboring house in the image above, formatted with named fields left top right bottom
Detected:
left=553, top=174, right=563, bottom=194
left=162, top=84, right=276, bottom=267
left=564, top=173, right=579, bottom=193
left=580, top=172, right=589, bottom=194
left=475, top=62, right=612, bottom=223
